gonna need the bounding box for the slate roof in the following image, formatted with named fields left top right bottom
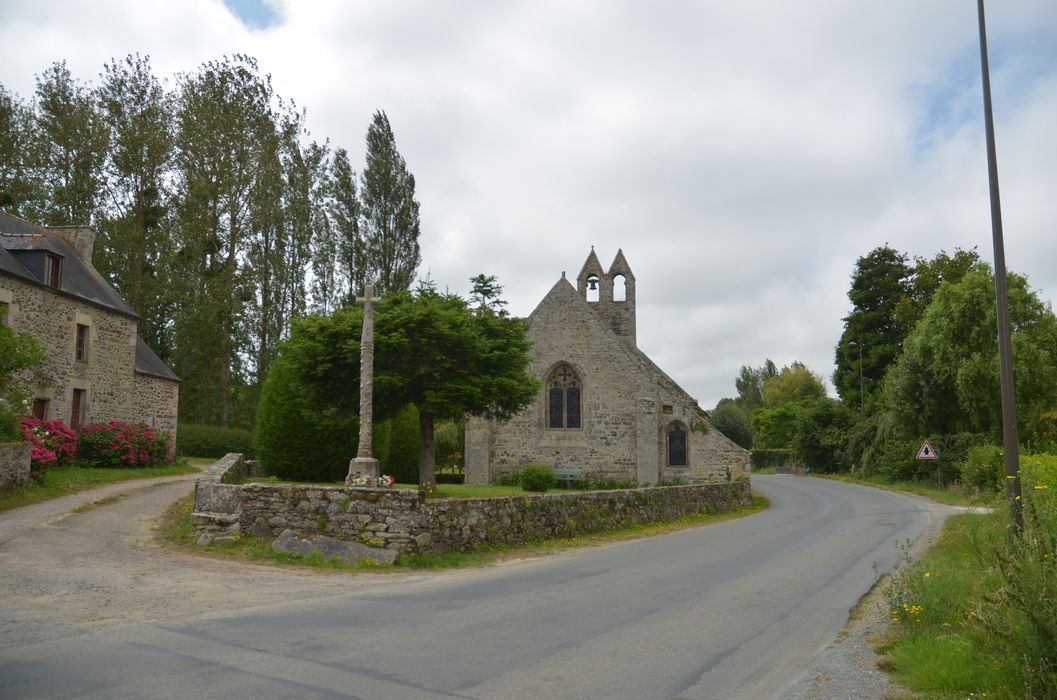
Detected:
left=135, top=336, right=180, bottom=382
left=1, top=210, right=178, bottom=382
left=0, top=210, right=137, bottom=319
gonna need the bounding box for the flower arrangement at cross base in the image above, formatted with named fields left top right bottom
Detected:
left=346, top=473, right=396, bottom=488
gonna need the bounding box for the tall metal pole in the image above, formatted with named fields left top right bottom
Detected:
left=977, top=0, right=1023, bottom=530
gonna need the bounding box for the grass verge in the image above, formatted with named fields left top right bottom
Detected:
left=876, top=454, right=1057, bottom=698
left=0, top=460, right=201, bottom=513
left=158, top=492, right=769, bottom=573
left=811, top=471, right=996, bottom=507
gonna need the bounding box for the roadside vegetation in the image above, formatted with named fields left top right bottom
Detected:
left=877, top=453, right=1056, bottom=699
left=158, top=493, right=768, bottom=572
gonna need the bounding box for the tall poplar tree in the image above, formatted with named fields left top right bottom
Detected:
left=29, top=61, right=109, bottom=226
left=95, top=54, right=175, bottom=356
left=0, top=85, right=38, bottom=214
left=359, top=110, right=421, bottom=294
left=329, top=147, right=362, bottom=300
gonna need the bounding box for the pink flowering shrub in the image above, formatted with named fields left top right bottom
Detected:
left=77, top=420, right=171, bottom=469
left=19, top=417, right=78, bottom=470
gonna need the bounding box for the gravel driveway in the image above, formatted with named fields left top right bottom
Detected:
left=0, top=473, right=417, bottom=649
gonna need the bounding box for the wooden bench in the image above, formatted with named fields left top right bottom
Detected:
left=553, top=466, right=582, bottom=487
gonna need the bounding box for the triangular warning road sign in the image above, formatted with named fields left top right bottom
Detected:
left=915, top=440, right=939, bottom=460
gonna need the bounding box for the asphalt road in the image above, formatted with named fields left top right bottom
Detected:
left=0, top=475, right=954, bottom=699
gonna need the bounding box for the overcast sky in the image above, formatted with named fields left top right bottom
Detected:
left=2, top=0, right=1055, bottom=409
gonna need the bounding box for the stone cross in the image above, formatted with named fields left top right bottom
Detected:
left=348, top=284, right=382, bottom=483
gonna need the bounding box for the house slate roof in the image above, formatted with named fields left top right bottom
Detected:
left=135, top=336, right=180, bottom=382
left=0, top=210, right=138, bottom=319
left=1, top=210, right=178, bottom=382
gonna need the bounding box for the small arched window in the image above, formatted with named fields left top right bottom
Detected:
left=667, top=423, right=687, bottom=466
left=547, top=364, right=582, bottom=429
left=612, top=273, right=627, bottom=302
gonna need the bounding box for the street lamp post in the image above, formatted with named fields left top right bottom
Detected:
left=849, top=341, right=864, bottom=420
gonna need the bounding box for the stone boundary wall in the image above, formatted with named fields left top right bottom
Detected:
left=0, top=442, right=31, bottom=492
left=191, top=453, right=752, bottom=556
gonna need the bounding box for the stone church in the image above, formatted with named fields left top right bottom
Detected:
left=465, top=249, right=750, bottom=485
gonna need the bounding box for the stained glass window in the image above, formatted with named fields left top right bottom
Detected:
left=668, top=424, right=687, bottom=466
left=547, top=364, right=582, bottom=429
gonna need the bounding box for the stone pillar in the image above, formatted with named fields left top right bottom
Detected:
left=635, top=397, right=659, bottom=485
left=463, top=416, right=492, bottom=484
left=348, top=285, right=382, bottom=483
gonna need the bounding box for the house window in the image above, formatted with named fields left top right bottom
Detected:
left=71, top=389, right=86, bottom=428
left=0, top=301, right=8, bottom=326
left=44, top=253, right=62, bottom=288
left=32, top=399, right=49, bottom=420
left=76, top=324, right=89, bottom=362
left=667, top=423, right=687, bottom=467
left=547, top=363, right=582, bottom=429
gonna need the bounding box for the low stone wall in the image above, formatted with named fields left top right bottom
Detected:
left=192, top=454, right=752, bottom=556
left=0, top=442, right=31, bottom=492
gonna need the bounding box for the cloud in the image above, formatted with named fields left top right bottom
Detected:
left=2, top=0, right=1055, bottom=408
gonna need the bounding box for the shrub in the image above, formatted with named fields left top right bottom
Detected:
left=960, top=444, right=1004, bottom=492
left=519, top=463, right=557, bottom=492
left=750, top=449, right=798, bottom=471
left=176, top=423, right=254, bottom=458
left=382, top=405, right=420, bottom=485
left=77, top=420, right=170, bottom=468
left=497, top=470, right=520, bottom=486
left=19, top=417, right=77, bottom=469
left=1, top=325, right=45, bottom=442
left=254, top=352, right=355, bottom=482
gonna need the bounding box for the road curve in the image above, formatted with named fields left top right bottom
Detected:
left=0, top=475, right=957, bottom=699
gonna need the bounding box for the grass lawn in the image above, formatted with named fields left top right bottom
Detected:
left=158, top=490, right=769, bottom=572
left=0, top=459, right=201, bottom=513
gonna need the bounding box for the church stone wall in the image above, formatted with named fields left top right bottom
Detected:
left=486, top=281, right=642, bottom=483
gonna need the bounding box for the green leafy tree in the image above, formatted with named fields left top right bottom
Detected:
left=709, top=399, right=753, bottom=449
left=29, top=61, right=110, bottom=226
left=793, top=398, right=854, bottom=472
left=0, top=85, right=38, bottom=214
left=329, top=146, right=362, bottom=301
left=359, top=110, right=421, bottom=294
left=894, top=247, right=984, bottom=333
left=375, top=288, right=537, bottom=488
left=255, top=284, right=537, bottom=488
left=469, top=273, right=508, bottom=317
left=761, top=362, right=826, bottom=406
left=734, top=359, right=777, bottom=411
left=94, top=54, right=176, bottom=357
left=0, top=325, right=45, bottom=441
left=835, top=246, right=912, bottom=412
left=886, top=268, right=1057, bottom=440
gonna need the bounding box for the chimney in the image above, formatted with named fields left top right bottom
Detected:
left=51, top=226, right=96, bottom=264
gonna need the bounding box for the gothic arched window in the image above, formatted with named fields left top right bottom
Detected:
left=547, top=364, right=582, bottom=429
left=667, top=423, right=687, bottom=466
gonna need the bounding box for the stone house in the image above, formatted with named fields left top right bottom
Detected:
left=0, top=210, right=179, bottom=446
left=465, top=249, right=750, bottom=485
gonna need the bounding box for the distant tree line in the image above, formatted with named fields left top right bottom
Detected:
left=711, top=245, right=1057, bottom=482
left=0, top=55, right=422, bottom=428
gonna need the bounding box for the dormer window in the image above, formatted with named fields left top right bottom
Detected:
left=44, top=253, right=62, bottom=288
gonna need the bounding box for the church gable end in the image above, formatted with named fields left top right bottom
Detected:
left=466, top=250, right=750, bottom=486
